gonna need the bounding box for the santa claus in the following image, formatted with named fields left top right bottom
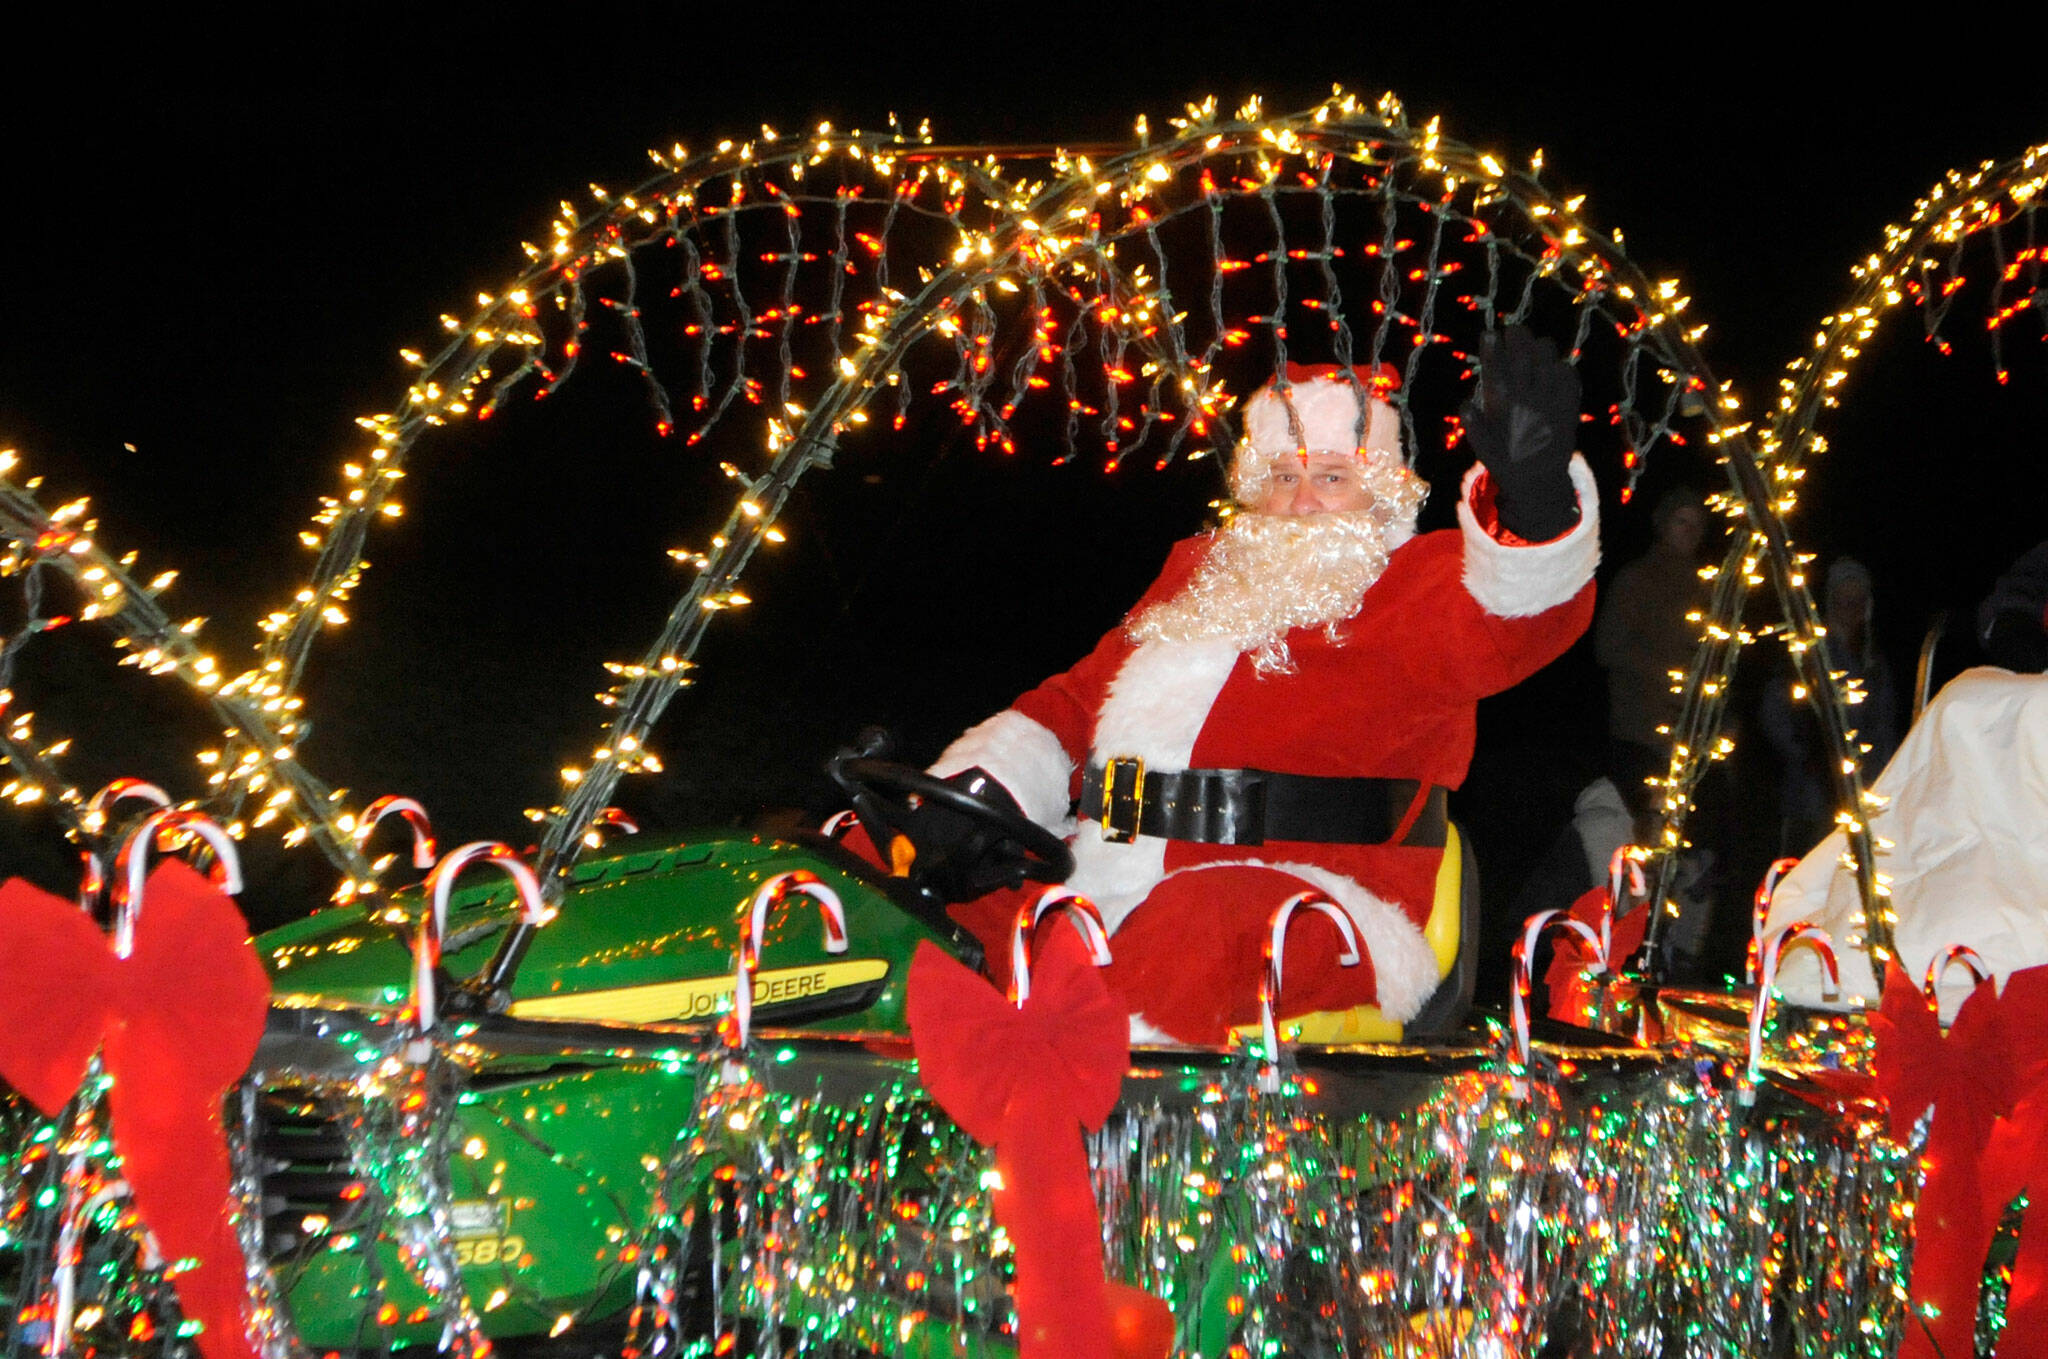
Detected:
left=930, top=328, right=1600, bottom=1044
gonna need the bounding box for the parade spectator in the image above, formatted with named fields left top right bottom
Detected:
left=1978, top=540, right=2048, bottom=673
left=1594, top=489, right=1708, bottom=833
left=1761, top=557, right=1900, bottom=856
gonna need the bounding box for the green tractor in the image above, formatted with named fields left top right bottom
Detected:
left=250, top=742, right=1489, bottom=1354
left=250, top=752, right=1077, bottom=1354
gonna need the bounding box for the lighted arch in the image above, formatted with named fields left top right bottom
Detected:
left=1651, top=141, right=2048, bottom=972
left=252, top=90, right=1759, bottom=905
left=8, top=91, right=1929, bottom=964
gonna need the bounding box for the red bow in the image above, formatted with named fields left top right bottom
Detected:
left=1874, top=960, right=2048, bottom=1359
left=0, top=863, right=271, bottom=1359
left=906, top=931, right=1171, bottom=1359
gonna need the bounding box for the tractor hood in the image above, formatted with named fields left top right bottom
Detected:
left=256, top=832, right=946, bottom=1037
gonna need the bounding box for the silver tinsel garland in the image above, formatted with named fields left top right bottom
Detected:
left=1, top=1017, right=1920, bottom=1359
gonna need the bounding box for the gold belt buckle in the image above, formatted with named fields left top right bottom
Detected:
left=1101, top=755, right=1145, bottom=843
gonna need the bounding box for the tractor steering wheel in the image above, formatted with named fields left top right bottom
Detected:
left=827, top=754, right=1074, bottom=901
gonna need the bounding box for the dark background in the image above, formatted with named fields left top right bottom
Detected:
left=2, top=15, right=2043, bottom=981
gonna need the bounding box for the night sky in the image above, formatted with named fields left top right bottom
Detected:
left=3, top=17, right=2044, bottom=950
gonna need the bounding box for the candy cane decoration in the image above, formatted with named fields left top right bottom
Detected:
left=77, top=779, right=171, bottom=909
left=413, top=843, right=550, bottom=1043
left=573, top=806, right=641, bottom=850
left=1008, top=886, right=1113, bottom=1006
left=1746, top=856, right=1802, bottom=984
left=818, top=809, right=858, bottom=838
left=353, top=794, right=438, bottom=870
left=1509, top=909, right=1607, bottom=1072
left=1923, top=944, right=1993, bottom=1007
left=49, top=1180, right=133, bottom=1358
left=1258, top=891, right=1362, bottom=1093
left=1603, top=846, right=1648, bottom=966
left=85, top=777, right=170, bottom=823
left=1745, top=921, right=1840, bottom=1099
left=74, top=851, right=106, bottom=912
left=591, top=807, right=640, bottom=836
left=111, top=809, right=242, bottom=959
left=729, top=871, right=848, bottom=1050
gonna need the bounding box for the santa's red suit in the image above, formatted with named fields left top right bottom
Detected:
left=934, top=458, right=1600, bottom=1043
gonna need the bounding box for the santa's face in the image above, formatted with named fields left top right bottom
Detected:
left=1253, top=450, right=1389, bottom=519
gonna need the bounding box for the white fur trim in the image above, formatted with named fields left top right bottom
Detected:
left=1457, top=453, right=1600, bottom=618
left=929, top=709, right=1074, bottom=832
left=1094, top=638, right=1240, bottom=768
left=1067, top=638, right=1243, bottom=928
left=1066, top=820, right=1169, bottom=933
left=1243, top=376, right=1401, bottom=461
left=1127, top=1014, right=1179, bottom=1046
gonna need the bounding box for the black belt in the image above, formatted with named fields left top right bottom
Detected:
left=1079, top=759, right=1447, bottom=848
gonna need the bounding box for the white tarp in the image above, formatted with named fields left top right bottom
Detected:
left=1765, top=666, right=2048, bottom=1021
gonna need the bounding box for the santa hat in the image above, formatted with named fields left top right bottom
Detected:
left=1230, top=362, right=1413, bottom=506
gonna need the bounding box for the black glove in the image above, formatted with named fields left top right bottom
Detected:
left=904, top=767, right=1038, bottom=903
left=1460, top=325, right=1583, bottom=542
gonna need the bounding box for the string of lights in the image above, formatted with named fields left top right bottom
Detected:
left=0, top=92, right=2033, bottom=987
left=0, top=460, right=374, bottom=884
left=484, top=89, right=1763, bottom=930
left=1640, top=141, right=2048, bottom=973
left=1, top=92, right=2042, bottom=1359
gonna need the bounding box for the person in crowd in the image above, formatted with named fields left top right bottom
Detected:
left=1978, top=539, right=2048, bottom=673
left=1760, top=557, right=1901, bottom=857
left=1594, top=487, right=1708, bottom=836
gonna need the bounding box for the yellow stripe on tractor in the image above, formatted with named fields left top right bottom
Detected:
left=508, top=958, right=890, bottom=1026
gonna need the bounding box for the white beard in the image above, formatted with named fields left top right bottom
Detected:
left=1124, top=509, right=1394, bottom=674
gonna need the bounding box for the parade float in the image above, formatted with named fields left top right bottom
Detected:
left=0, top=90, right=2043, bottom=1358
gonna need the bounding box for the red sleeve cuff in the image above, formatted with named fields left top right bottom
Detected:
left=1465, top=467, right=1579, bottom=548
